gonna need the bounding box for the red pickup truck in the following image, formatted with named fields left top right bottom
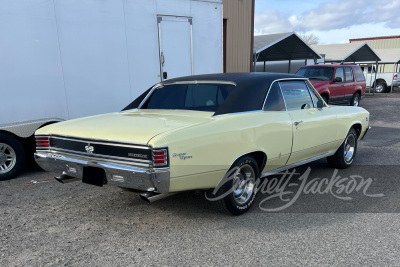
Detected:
left=296, top=64, right=366, bottom=106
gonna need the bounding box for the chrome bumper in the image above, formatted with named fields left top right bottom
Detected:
left=34, top=152, right=170, bottom=193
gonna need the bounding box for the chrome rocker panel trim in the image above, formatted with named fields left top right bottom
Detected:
left=261, top=151, right=336, bottom=177
left=34, top=152, right=170, bottom=194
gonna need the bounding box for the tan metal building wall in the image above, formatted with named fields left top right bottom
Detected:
left=350, top=36, right=400, bottom=49
left=350, top=36, right=400, bottom=73
left=223, top=0, right=254, bottom=72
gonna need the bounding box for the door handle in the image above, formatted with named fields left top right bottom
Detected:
left=294, top=121, right=303, bottom=126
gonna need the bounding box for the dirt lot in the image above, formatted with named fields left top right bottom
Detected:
left=1, top=91, right=400, bottom=266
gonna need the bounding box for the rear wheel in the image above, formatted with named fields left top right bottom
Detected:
left=0, top=133, right=25, bottom=180
left=327, top=128, right=357, bottom=169
left=350, top=92, right=360, bottom=106
left=206, top=156, right=259, bottom=215
left=375, top=82, right=387, bottom=93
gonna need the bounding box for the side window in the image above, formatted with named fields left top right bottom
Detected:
left=279, top=81, right=313, bottom=111
left=334, top=67, right=345, bottom=82
left=306, top=81, right=321, bottom=107
left=344, top=67, right=354, bottom=82
left=354, top=66, right=366, bottom=82
left=264, top=82, right=286, bottom=111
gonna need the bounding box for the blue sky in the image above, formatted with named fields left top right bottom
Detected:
left=255, top=0, right=400, bottom=44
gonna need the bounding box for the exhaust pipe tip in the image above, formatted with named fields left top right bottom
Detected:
left=140, top=193, right=153, bottom=203
left=54, top=174, right=80, bottom=184
left=139, top=192, right=176, bottom=203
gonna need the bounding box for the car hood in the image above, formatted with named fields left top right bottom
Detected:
left=309, top=80, right=330, bottom=89
left=36, top=110, right=213, bottom=144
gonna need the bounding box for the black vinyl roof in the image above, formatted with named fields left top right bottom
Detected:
left=125, top=73, right=305, bottom=116
left=166, top=73, right=303, bottom=116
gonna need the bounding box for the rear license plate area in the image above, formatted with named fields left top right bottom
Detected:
left=82, top=166, right=106, bottom=187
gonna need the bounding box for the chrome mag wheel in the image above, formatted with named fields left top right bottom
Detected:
left=353, top=95, right=359, bottom=106
left=0, top=143, right=17, bottom=174
left=233, top=164, right=256, bottom=205
left=344, top=134, right=356, bottom=163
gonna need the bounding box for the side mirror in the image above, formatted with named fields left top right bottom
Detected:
left=317, top=99, right=324, bottom=109
left=334, top=77, right=342, bottom=83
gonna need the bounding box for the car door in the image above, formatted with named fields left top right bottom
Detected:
left=258, top=82, right=293, bottom=172
left=330, top=67, right=346, bottom=102
left=343, top=67, right=356, bottom=101
left=279, top=80, right=338, bottom=165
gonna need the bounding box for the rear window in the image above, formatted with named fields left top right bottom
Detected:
left=142, top=84, right=235, bottom=112
left=354, top=66, right=366, bottom=82
left=296, top=67, right=334, bottom=81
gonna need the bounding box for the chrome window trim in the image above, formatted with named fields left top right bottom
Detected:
left=305, top=80, right=328, bottom=107
left=211, top=110, right=262, bottom=118
left=277, top=79, right=315, bottom=111
left=127, top=80, right=237, bottom=113
left=138, top=84, right=162, bottom=109
left=161, top=80, right=237, bottom=86
left=262, top=78, right=308, bottom=112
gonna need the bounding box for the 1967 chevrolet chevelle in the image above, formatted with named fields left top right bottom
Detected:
left=35, top=73, right=370, bottom=215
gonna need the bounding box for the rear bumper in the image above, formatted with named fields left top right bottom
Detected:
left=392, top=81, right=400, bottom=87
left=34, top=152, right=170, bottom=193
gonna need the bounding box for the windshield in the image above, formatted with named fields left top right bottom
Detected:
left=296, top=67, right=334, bottom=81
left=140, top=83, right=236, bottom=112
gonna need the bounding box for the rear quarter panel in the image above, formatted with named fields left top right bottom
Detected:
left=331, top=106, right=369, bottom=141
left=149, top=112, right=293, bottom=192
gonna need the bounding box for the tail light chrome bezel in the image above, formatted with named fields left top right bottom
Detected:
left=35, top=136, right=50, bottom=150
left=152, top=148, right=169, bottom=168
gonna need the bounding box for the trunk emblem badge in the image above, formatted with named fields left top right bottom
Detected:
left=85, top=144, right=94, bottom=153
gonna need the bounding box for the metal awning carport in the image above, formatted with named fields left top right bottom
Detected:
left=311, top=42, right=381, bottom=63
left=253, top=32, right=321, bottom=73
left=374, top=48, right=400, bottom=92
left=312, top=42, right=382, bottom=94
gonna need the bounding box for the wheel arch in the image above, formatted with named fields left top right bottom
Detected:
left=350, top=123, right=362, bottom=138
left=373, top=79, right=387, bottom=87
left=0, top=119, right=62, bottom=139
left=231, top=150, right=267, bottom=173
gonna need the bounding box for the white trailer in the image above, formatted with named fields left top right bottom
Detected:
left=0, top=0, right=223, bottom=179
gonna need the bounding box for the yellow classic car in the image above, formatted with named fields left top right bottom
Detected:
left=35, top=73, right=370, bottom=215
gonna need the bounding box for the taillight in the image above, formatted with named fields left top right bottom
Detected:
left=36, top=136, right=50, bottom=149
left=394, top=74, right=398, bottom=80
left=153, top=148, right=168, bottom=167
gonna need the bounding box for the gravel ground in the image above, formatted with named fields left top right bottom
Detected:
left=1, top=90, right=400, bottom=266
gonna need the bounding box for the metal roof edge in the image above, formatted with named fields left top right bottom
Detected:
left=254, top=32, right=294, bottom=54
left=293, top=32, right=322, bottom=59
left=343, top=42, right=381, bottom=62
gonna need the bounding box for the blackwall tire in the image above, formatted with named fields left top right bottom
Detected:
left=351, top=92, right=360, bottom=106
left=0, top=133, right=25, bottom=180
left=375, top=82, right=387, bottom=93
